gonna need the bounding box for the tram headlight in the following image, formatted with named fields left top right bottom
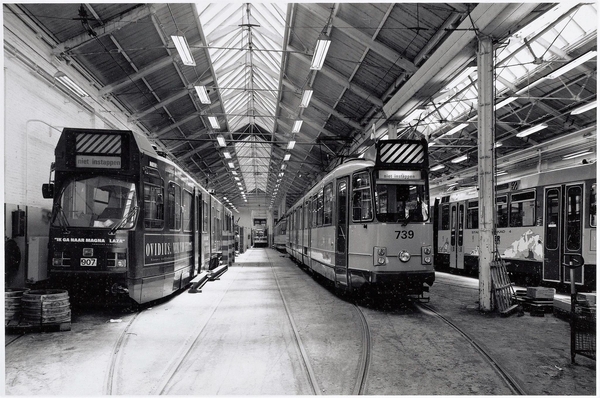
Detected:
left=421, top=246, right=433, bottom=265
left=52, top=251, right=69, bottom=267
left=116, top=252, right=127, bottom=267
left=398, top=250, right=411, bottom=262
left=374, top=246, right=387, bottom=266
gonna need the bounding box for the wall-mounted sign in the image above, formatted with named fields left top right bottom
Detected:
left=76, top=155, right=122, bottom=169
left=378, top=170, right=422, bottom=180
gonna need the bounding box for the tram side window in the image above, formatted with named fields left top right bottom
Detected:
left=590, top=183, right=596, bottom=227
left=182, top=190, right=193, bottom=232
left=304, top=200, right=310, bottom=229
left=352, top=171, right=373, bottom=222
left=466, top=201, right=478, bottom=229
left=168, top=182, right=181, bottom=230
left=316, top=189, right=324, bottom=226
left=323, top=183, right=333, bottom=225
left=509, top=191, right=535, bottom=227
left=496, top=196, right=508, bottom=228
left=440, top=204, right=450, bottom=230
left=144, top=177, right=164, bottom=229
left=202, top=199, right=209, bottom=233
left=566, top=186, right=582, bottom=251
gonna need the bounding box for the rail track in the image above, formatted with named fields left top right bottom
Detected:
left=269, top=250, right=373, bottom=396
left=416, top=303, right=527, bottom=395
left=103, top=311, right=141, bottom=395
left=351, top=303, right=371, bottom=395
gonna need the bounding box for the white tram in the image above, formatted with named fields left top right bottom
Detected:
left=434, top=162, right=596, bottom=291
left=285, top=139, right=435, bottom=297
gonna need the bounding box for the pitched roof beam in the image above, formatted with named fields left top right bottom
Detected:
left=287, top=46, right=383, bottom=109
left=298, top=3, right=417, bottom=74
left=52, top=4, right=167, bottom=55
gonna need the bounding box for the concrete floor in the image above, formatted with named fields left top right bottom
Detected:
left=4, top=248, right=596, bottom=395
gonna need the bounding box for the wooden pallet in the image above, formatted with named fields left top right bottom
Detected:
left=490, top=260, right=519, bottom=316
left=514, top=296, right=554, bottom=316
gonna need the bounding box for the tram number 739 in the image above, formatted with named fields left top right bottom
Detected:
left=395, top=230, right=414, bottom=239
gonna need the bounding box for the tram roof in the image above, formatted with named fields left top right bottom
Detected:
left=10, top=2, right=597, bottom=212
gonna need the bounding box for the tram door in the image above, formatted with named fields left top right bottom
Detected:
left=449, top=203, right=465, bottom=270
left=335, top=177, right=349, bottom=290
left=544, top=185, right=584, bottom=284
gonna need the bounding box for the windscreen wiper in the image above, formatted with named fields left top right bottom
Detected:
left=109, top=206, right=139, bottom=234
left=52, top=204, right=70, bottom=233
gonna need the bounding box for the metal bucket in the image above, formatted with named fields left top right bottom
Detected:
left=21, top=289, right=71, bottom=325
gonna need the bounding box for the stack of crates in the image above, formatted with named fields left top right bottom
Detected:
left=514, top=287, right=556, bottom=316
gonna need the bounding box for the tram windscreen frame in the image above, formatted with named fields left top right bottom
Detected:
left=374, top=179, right=429, bottom=223
left=52, top=176, right=138, bottom=229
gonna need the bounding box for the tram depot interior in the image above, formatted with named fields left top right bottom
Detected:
left=3, top=3, right=597, bottom=299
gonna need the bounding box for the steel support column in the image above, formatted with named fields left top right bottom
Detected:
left=477, top=36, right=495, bottom=312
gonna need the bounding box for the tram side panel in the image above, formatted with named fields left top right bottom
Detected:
left=434, top=165, right=596, bottom=291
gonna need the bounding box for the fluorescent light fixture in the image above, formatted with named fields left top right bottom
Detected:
left=216, top=134, right=226, bottom=147
left=451, top=154, right=468, bottom=163
left=300, top=89, right=313, bottom=107
left=54, top=72, right=88, bottom=97
left=515, top=78, right=544, bottom=95
left=279, top=172, right=284, bottom=177
left=445, top=66, right=477, bottom=90
left=495, top=97, right=517, bottom=110
left=194, top=85, right=211, bottom=104
left=209, top=117, right=220, bottom=130
left=292, top=120, right=303, bottom=133
left=310, top=34, right=331, bottom=70
left=232, top=171, right=237, bottom=175
left=401, top=108, right=426, bottom=124
left=234, top=176, right=240, bottom=181
left=223, top=150, right=231, bottom=158
left=430, top=164, right=445, bottom=171
left=228, top=162, right=235, bottom=168
left=284, top=153, right=291, bottom=161
left=495, top=170, right=508, bottom=176
left=171, top=35, right=195, bottom=66
left=281, top=164, right=287, bottom=170
left=494, top=141, right=503, bottom=148
left=547, top=51, right=597, bottom=79
left=237, top=182, right=242, bottom=186
left=571, top=100, right=597, bottom=115
left=516, top=123, right=548, bottom=138
left=563, top=150, right=593, bottom=160
left=441, top=123, right=469, bottom=138
left=287, top=140, right=296, bottom=150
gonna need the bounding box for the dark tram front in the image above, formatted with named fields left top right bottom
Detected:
left=43, top=128, right=231, bottom=304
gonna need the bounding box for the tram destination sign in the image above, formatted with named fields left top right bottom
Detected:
left=76, top=155, right=121, bottom=169
left=378, top=170, right=422, bottom=180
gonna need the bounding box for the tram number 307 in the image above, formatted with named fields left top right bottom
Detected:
left=395, top=230, right=414, bottom=239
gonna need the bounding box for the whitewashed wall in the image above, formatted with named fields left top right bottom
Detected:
left=3, top=9, right=149, bottom=286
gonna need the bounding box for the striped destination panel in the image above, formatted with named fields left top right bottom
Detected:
left=76, top=133, right=122, bottom=154
left=379, top=142, right=424, bottom=164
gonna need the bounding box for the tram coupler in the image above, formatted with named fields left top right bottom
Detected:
left=109, top=283, right=129, bottom=295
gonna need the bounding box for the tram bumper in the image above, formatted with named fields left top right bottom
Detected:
left=350, top=269, right=435, bottom=294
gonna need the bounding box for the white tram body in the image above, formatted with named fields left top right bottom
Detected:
left=435, top=163, right=596, bottom=290
left=286, top=139, right=435, bottom=296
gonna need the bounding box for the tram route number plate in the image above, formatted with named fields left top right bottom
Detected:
left=80, top=258, right=97, bottom=267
